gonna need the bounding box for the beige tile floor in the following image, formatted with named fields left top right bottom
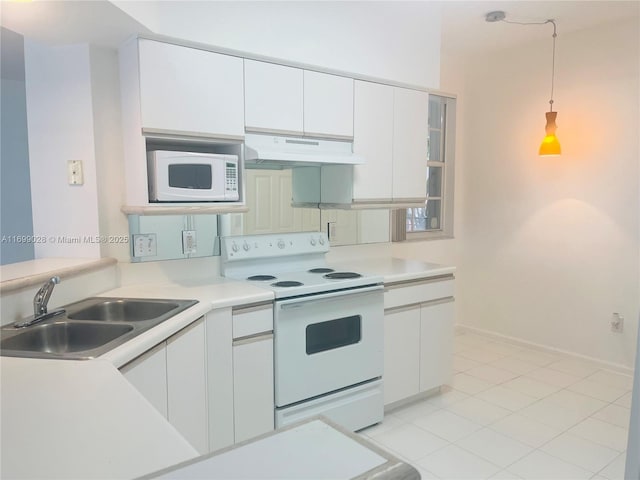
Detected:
left=360, top=331, right=634, bottom=479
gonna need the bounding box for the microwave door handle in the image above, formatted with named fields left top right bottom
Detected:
left=279, top=285, right=383, bottom=310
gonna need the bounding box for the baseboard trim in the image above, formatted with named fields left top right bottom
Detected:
left=455, top=324, right=634, bottom=376
left=384, top=386, right=442, bottom=414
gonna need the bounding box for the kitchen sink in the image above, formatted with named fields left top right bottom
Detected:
left=0, top=322, right=134, bottom=354
left=67, top=299, right=181, bottom=322
left=0, top=297, right=198, bottom=360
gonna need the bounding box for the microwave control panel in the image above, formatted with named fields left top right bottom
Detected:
left=226, top=161, right=238, bottom=197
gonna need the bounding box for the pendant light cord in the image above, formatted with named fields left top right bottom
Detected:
left=501, top=18, right=558, bottom=112
left=549, top=20, right=557, bottom=112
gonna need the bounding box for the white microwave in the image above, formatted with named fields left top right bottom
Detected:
left=147, top=151, right=239, bottom=202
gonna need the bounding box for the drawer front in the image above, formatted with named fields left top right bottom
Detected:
left=384, top=277, right=454, bottom=310
left=232, top=304, right=273, bottom=339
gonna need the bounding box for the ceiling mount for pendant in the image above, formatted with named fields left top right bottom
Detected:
left=485, top=11, right=506, bottom=23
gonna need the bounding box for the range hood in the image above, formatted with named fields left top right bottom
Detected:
left=244, top=133, right=364, bottom=166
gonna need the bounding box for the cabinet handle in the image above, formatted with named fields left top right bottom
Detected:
left=384, top=296, right=454, bottom=314
left=385, top=274, right=454, bottom=290
left=232, top=302, right=272, bottom=315
left=280, top=285, right=383, bottom=310
left=233, top=332, right=273, bottom=346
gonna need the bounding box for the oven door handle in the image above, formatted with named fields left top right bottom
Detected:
left=279, top=285, right=383, bottom=310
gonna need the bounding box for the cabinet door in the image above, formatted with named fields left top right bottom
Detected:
left=392, top=87, right=429, bottom=201
left=420, top=300, right=455, bottom=392
left=383, top=307, right=421, bottom=405
left=244, top=60, right=303, bottom=135
left=121, top=342, right=168, bottom=418
left=166, top=318, right=208, bottom=454
left=352, top=81, right=394, bottom=201
left=233, top=335, right=275, bottom=443
left=205, top=309, right=235, bottom=452
left=138, top=39, right=244, bottom=138
left=303, top=70, right=354, bottom=138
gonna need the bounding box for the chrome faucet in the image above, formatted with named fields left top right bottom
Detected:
left=14, top=276, right=66, bottom=328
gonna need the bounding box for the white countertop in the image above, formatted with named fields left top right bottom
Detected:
left=0, top=357, right=199, bottom=479
left=147, top=419, right=388, bottom=479
left=333, top=257, right=455, bottom=284
left=96, top=277, right=274, bottom=367
left=142, top=417, right=419, bottom=480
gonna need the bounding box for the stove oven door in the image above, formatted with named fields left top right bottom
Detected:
left=274, top=285, right=384, bottom=407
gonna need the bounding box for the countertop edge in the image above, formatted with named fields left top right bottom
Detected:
left=97, top=284, right=274, bottom=368
left=0, top=257, right=118, bottom=294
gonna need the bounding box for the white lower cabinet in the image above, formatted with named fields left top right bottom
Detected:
left=121, top=342, right=168, bottom=418
left=233, top=335, right=274, bottom=442
left=166, top=318, right=208, bottom=455
left=232, top=305, right=275, bottom=443
left=205, top=308, right=235, bottom=452
left=120, top=304, right=274, bottom=454
left=120, top=318, right=208, bottom=454
left=383, top=306, right=420, bottom=405
left=383, top=276, right=455, bottom=407
left=420, top=300, right=455, bottom=392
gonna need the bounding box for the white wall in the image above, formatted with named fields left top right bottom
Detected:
left=113, top=1, right=442, bottom=88
left=436, top=18, right=639, bottom=368
left=24, top=42, right=101, bottom=258
left=89, top=45, right=130, bottom=262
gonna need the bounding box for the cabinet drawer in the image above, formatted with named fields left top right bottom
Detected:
left=384, top=276, right=454, bottom=310
left=232, top=304, right=273, bottom=339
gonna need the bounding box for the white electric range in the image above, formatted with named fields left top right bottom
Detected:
left=220, top=232, right=384, bottom=431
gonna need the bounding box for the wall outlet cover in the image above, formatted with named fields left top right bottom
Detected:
left=182, top=230, right=197, bottom=254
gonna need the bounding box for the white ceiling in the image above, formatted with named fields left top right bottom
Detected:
left=0, top=0, right=150, bottom=48
left=441, top=1, right=640, bottom=56
left=1, top=1, right=638, bottom=53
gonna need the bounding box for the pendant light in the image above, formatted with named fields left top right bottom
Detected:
left=538, top=20, right=561, bottom=156
left=486, top=11, right=562, bottom=156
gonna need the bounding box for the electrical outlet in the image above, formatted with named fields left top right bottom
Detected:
left=611, top=312, right=624, bottom=333
left=132, top=234, right=157, bottom=257
left=328, top=222, right=337, bottom=240
left=182, top=230, right=197, bottom=255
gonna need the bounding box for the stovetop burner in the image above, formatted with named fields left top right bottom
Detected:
left=308, top=268, right=335, bottom=274
left=324, top=272, right=362, bottom=280
left=247, top=275, right=277, bottom=281
left=272, top=281, right=304, bottom=287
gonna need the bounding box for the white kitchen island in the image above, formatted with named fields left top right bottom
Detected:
left=140, top=417, right=419, bottom=480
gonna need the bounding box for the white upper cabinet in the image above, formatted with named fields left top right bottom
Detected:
left=392, top=87, right=429, bottom=201
left=352, top=81, right=394, bottom=201
left=138, top=39, right=244, bottom=138
left=244, top=60, right=304, bottom=135
left=244, top=61, right=353, bottom=139
left=303, top=71, right=354, bottom=139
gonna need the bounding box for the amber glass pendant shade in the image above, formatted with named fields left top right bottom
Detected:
left=539, top=111, right=561, bottom=156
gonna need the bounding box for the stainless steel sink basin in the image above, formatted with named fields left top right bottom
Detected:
left=1, top=322, right=134, bottom=354
left=1, top=297, right=198, bottom=360
left=68, top=299, right=181, bottom=322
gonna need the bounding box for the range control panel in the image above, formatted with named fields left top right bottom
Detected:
left=221, top=232, right=329, bottom=262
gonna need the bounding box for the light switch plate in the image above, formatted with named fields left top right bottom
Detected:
left=132, top=234, right=157, bottom=257
left=67, top=160, right=84, bottom=185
